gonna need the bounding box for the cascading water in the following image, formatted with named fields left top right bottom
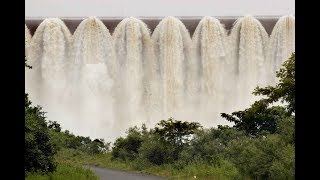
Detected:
left=112, top=17, right=159, bottom=129
left=25, top=16, right=295, bottom=142
left=25, top=24, right=31, bottom=73
left=266, top=15, right=295, bottom=85
left=70, top=17, right=116, bottom=139
left=229, top=16, right=269, bottom=110
left=191, top=16, right=231, bottom=126
left=26, top=18, right=73, bottom=128
left=152, top=16, right=192, bottom=118
left=25, top=24, right=31, bottom=49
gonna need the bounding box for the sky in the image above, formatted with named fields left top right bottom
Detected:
left=26, top=0, right=295, bottom=17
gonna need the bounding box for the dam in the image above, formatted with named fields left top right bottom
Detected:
left=25, top=15, right=295, bottom=141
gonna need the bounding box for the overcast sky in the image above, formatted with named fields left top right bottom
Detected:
left=26, top=0, right=294, bottom=17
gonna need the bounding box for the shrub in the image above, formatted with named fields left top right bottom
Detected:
left=138, top=134, right=176, bottom=165
left=25, top=94, right=57, bottom=173
left=112, top=126, right=144, bottom=161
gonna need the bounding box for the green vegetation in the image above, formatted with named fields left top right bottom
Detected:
left=25, top=163, right=98, bottom=180
left=25, top=58, right=100, bottom=179
left=25, top=53, right=295, bottom=179
left=106, top=53, right=295, bottom=179
left=25, top=94, right=57, bottom=173
left=25, top=93, right=104, bottom=179
left=25, top=59, right=56, bottom=173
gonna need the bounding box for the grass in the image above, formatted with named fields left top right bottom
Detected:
left=55, top=148, right=243, bottom=180
left=25, top=162, right=98, bottom=180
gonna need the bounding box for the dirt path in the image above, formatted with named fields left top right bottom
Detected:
left=84, top=165, right=166, bottom=180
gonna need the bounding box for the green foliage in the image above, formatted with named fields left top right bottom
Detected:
left=25, top=94, right=57, bottom=173
left=176, top=160, right=241, bottom=180
left=24, top=53, right=295, bottom=179
left=112, top=126, right=144, bottom=161
left=25, top=162, right=98, bottom=180
left=221, top=104, right=288, bottom=136
left=47, top=121, right=61, bottom=132
left=216, top=53, right=295, bottom=179
left=221, top=53, right=295, bottom=136
left=89, top=139, right=109, bottom=154
left=277, top=116, right=295, bottom=144
left=225, top=133, right=294, bottom=179
left=253, top=53, right=295, bottom=113
left=138, top=134, right=176, bottom=165
left=184, top=126, right=246, bottom=165
left=49, top=127, right=109, bottom=155
left=154, top=117, right=202, bottom=146
left=269, top=143, right=295, bottom=179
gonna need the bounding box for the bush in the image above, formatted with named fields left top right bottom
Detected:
left=112, top=126, right=144, bottom=161
left=182, top=126, right=245, bottom=165
left=25, top=94, right=57, bottom=173
left=269, top=143, right=295, bottom=179
left=25, top=162, right=98, bottom=180
left=138, top=134, right=176, bottom=165
left=277, top=116, right=295, bottom=144
left=225, top=134, right=294, bottom=179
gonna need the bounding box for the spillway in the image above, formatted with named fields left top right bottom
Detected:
left=25, top=16, right=295, bottom=141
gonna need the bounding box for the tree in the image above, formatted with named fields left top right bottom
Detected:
left=221, top=103, right=288, bottom=136
left=48, top=121, right=61, bottom=132
left=221, top=53, right=295, bottom=136
left=154, top=117, right=202, bottom=146
left=112, top=126, right=144, bottom=160
left=25, top=94, right=57, bottom=173
left=25, top=56, right=56, bottom=173
left=253, top=53, right=295, bottom=113
left=137, top=133, right=176, bottom=166
left=87, top=139, right=105, bottom=154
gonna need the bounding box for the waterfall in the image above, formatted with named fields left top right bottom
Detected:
left=25, top=16, right=294, bottom=141
left=26, top=18, right=72, bottom=114
left=26, top=18, right=75, bottom=138
left=152, top=16, right=192, bottom=118
left=112, top=17, right=159, bottom=131
left=71, top=16, right=116, bottom=139
left=25, top=24, right=31, bottom=49
left=25, top=24, right=32, bottom=88
left=229, top=15, right=269, bottom=110
left=266, top=15, right=295, bottom=85
left=191, top=16, right=230, bottom=126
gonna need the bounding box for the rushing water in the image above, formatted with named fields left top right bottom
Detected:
left=69, top=17, right=115, bottom=139
left=25, top=16, right=295, bottom=141
left=228, top=15, right=269, bottom=109
left=266, top=15, right=295, bottom=85
left=152, top=16, right=193, bottom=121
left=191, top=16, right=230, bottom=126
left=113, top=17, right=157, bottom=130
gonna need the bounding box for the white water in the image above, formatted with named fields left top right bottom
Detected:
left=191, top=16, right=232, bottom=127
left=25, top=24, right=32, bottom=99
left=228, top=15, right=269, bottom=110
left=25, top=25, right=32, bottom=48
left=112, top=17, right=158, bottom=132
left=69, top=17, right=116, bottom=139
left=152, top=16, right=193, bottom=119
left=26, top=18, right=72, bottom=120
left=25, top=25, right=31, bottom=68
left=266, top=15, right=295, bottom=85
left=25, top=16, right=295, bottom=142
